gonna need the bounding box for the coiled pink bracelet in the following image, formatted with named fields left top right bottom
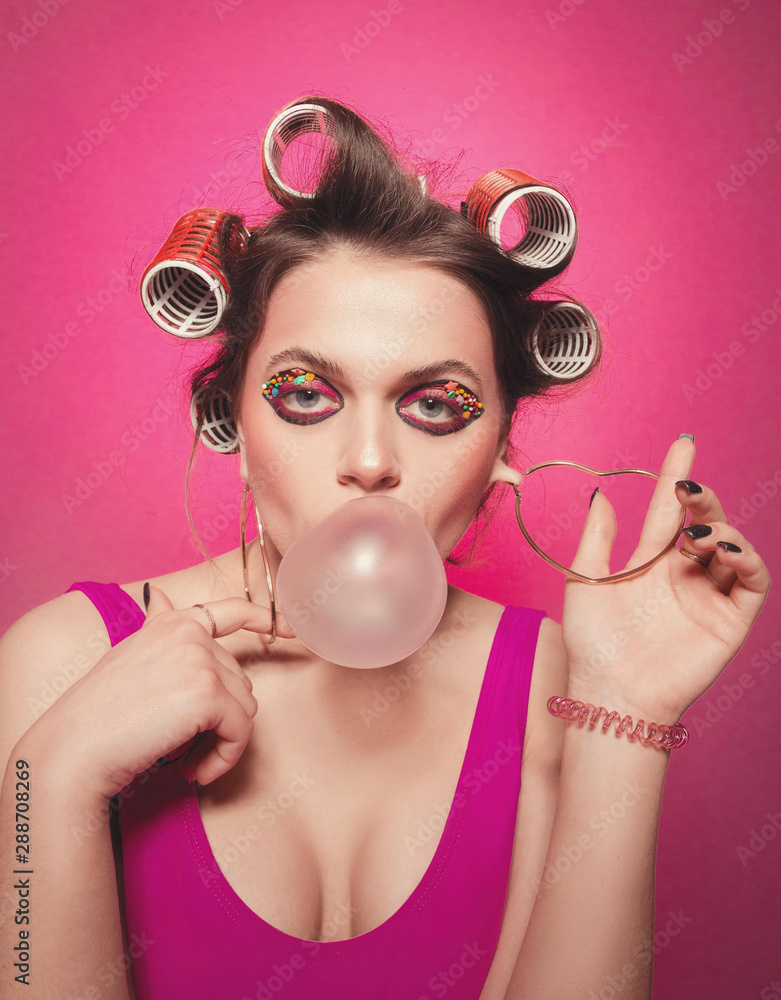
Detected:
left=547, top=696, right=689, bottom=750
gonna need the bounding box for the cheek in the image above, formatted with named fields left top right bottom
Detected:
left=416, top=439, right=498, bottom=555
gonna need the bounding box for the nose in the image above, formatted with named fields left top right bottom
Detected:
left=335, top=401, right=402, bottom=493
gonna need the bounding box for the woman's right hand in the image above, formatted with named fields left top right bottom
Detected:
left=19, top=584, right=296, bottom=799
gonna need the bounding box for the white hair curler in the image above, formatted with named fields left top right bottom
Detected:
left=141, top=209, right=249, bottom=339
left=261, top=100, right=339, bottom=206
left=531, top=301, right=600, bottom=380
left=190, top=384, right=238, bottom=453
left=462, top=168, right=577, bottom=274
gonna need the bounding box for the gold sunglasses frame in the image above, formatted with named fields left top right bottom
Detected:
left=511, top=461, right=688, bottom=585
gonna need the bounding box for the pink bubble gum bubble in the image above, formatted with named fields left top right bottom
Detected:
left=276, top=496, right=448, bottom=669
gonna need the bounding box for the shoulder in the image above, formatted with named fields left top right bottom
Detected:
left=0, top=588, right=114, bottom=671
left=0, top=589, right=115, bottom=774
left=450, top=587, right=568, bottom=770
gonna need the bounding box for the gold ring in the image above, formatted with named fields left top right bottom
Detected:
left=194, top=603, right=217, bottom=638
left=678, top=546, right=711, bottom=568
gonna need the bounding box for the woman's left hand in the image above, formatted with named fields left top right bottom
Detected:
left=560, top=435, right=772, bottom=723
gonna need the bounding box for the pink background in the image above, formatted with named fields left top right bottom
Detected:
left=3, top=0, right=780, bottom=994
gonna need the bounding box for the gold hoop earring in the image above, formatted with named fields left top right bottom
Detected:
left=240, top=482, right=277, bottom=644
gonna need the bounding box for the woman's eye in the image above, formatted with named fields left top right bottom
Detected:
left=262, top=370, right=484, bottom=434
left=262, top=369, right=341, bottom=425
left=397, top=382, right=484, bottom=435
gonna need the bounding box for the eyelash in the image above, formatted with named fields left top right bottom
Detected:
left=262, top=368, right=484, bottom=435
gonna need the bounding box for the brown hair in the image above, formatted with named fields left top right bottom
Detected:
left=183, top=93, right=604, bottom=568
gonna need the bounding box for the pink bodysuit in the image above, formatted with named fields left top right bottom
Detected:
left=65, top=580, right=547, bottom=1000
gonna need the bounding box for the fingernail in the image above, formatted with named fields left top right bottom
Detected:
left=143, top=581, right=150, bottom=612
left=678, top=433, right=695, bottom=443
left=676, top=480, right=702, bottom=494
left=682, top=524, right=712, bottom=538
left=716, top=540, right=742, bottom=553
left=589, top=486, right=599, bottom=508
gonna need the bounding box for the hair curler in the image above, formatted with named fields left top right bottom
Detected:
left=261, top=100, right=339, bottom=206
left=190, top=384, right=239, bottom=453
left=461, top=168, right=577, bottom=274
left=141, top=209, right=249, bottom=339
left=531, top=301, right=600, bottom=380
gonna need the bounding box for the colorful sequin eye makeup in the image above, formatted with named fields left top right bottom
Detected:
left=262, top=368, right=341, bottom=425
left=262, top=367, right=485, bottom=434
left=396, top=380, right=484, bottom=436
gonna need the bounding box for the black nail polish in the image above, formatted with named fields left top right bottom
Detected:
left=143, top=581, right=150, bottom=611
left=589, top=486, right=599, bottom=508
left=716, top=540, right=742, bottom=553
left=676, top=480, right=703, bottom=494
left=682, top=524, right=712, bottom=539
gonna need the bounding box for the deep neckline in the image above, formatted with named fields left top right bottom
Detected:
left=176, top=604, right=514, bottom=953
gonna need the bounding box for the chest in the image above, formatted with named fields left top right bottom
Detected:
left=194, top=599, right=518, bottom=942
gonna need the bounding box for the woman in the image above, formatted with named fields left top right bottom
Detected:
left=0, top=95, right=770, bottom=1000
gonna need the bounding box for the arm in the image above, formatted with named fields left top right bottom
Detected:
left=1, top=733, right=134, bottom=999
left=502, top=436, right=771, bottom=998
left=0, top=603, right=136, bottom=999
left=501, top=688, right=669, bottom=1000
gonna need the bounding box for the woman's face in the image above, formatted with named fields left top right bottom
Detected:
left=235, top=251, right=520, bottom=564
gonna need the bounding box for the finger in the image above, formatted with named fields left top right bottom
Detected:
left=185, top=694, right=256, bottom=786
left=673, top=478, right=727, bottom=527
left=211, top=660, right=260, bottom=719
left=569, top=488, right=617, bottom=581
left=679, top=519, right=753, bottom=593
left=713, top=543, right=772, bottom=624
left=632, top=436, right=695, bottom=562
left=676, top=521, right=768, bottom=614
left=143, top=583, right=176, bottom=620
left=147, top=587, right=295, bottom=639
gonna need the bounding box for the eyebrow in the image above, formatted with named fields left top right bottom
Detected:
left=263, top=347, right=484, bottom=394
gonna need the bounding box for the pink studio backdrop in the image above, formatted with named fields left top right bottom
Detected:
left=3, top=0, right=780, bottom=995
